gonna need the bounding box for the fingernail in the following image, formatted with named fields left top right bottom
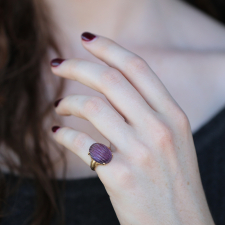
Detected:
left=54, top=98, right=63, bottom=107
left=81, top=32, right=96, bottom=42
left=50, top=58, right=65, bottom=67
left=52, top=126, right=60, bottom=133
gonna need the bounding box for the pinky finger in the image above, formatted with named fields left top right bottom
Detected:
left=52, top=126, right=97, bottom=167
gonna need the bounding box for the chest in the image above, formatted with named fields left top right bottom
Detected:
left=143, top=50, right=225, bottom=133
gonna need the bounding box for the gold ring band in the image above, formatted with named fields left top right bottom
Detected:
left=89, top=158, right=103, bottom=171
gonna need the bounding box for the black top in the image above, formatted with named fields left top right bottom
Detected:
left=1, top=106, right=225, bottom=225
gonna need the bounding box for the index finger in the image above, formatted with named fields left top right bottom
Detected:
left=81, top=32, right=180, bottom=115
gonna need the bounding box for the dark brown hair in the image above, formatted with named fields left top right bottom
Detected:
left=0, top=0, right=65, bottom=224
left=185, top=0, right=225, bottom=22
left=0, top=0, right=224, bottom=224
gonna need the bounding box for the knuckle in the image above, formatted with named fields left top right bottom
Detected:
left=129, top=141, right=153, bottom=168
left=133, top=150, right=152, bottom=168
left=100, top=68, right=123, bottom=87
left=98, top=39, right=115, bottom=56
left=73, top=132, right=89, bottom=149
left=116, top=165, right=134, bottom=189
left=174, top=108, right=190, bottom=131
left=168, top=105, right=191, bottom=132
left=98, top=42, right=110, bottom=55
left=124, top=55, right=149, bottom=74
left=153, top=121, right=174, bottom=148
left=82, top=97, right=105, bottom=115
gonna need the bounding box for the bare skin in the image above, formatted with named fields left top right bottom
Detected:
left=51, top=32, right=215, bottom=224
left=0, top=0, right=222, bottom=223
left=43, top=0, right=225, bottom=179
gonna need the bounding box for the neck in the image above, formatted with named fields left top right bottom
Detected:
left=46, top=0, right=177, bottom=52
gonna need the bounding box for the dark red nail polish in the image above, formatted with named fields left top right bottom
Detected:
left=81, top=32, right=96, bottom=41
left=54, top=98, right=63, bottom=107
left=50, top=58, right=65, bottom=67
left=52, top=126, right=60, bottom=133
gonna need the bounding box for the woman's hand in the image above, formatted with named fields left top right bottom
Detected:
left=51, top=33, right=215, bottom=225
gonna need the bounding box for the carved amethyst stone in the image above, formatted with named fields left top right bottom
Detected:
left=89, top=143, right=112, bottom=164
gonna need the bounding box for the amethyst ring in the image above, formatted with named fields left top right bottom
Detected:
left=88, top=143, right=113, bottom=171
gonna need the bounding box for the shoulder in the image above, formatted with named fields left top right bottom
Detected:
left=171, top=0, right=225, bottom=50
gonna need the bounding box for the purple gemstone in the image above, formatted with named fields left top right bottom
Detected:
left=89, top=143, right=112, bottom=164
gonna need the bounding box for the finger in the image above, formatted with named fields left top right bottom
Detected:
left=55, top=95, right=132, bottom=150
left=81, top=33, right=180, bottom=115
left=52, top=126, right=114, bottom=173
left=51, top=58, right=155, bottom=127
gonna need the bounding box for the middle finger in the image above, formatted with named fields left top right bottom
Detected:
left=51, top=59, right=156, bottom=126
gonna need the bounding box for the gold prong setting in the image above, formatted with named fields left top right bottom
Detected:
left=88, top=143, right=113, bottom=170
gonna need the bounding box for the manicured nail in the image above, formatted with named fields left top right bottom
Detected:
left=50, top=58, right=65, bottom=67
left=52, top=126, right=60, bottom=133
left=81, top=32, right=96, bottom=42
left=54, top=98, right=63, bottom=107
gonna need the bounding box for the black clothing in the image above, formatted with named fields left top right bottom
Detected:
left=1, top=106, right=225, bottom=225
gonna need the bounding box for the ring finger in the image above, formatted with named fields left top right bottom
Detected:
left=52, top=126, right=115, bottom=174
left=55, top=94, right=133, bottom=150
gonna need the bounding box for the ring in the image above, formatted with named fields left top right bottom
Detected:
left=88, top=143, right=113, bottom=171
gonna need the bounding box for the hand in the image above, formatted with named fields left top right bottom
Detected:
left=51, top=33, right=215, bottom=225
